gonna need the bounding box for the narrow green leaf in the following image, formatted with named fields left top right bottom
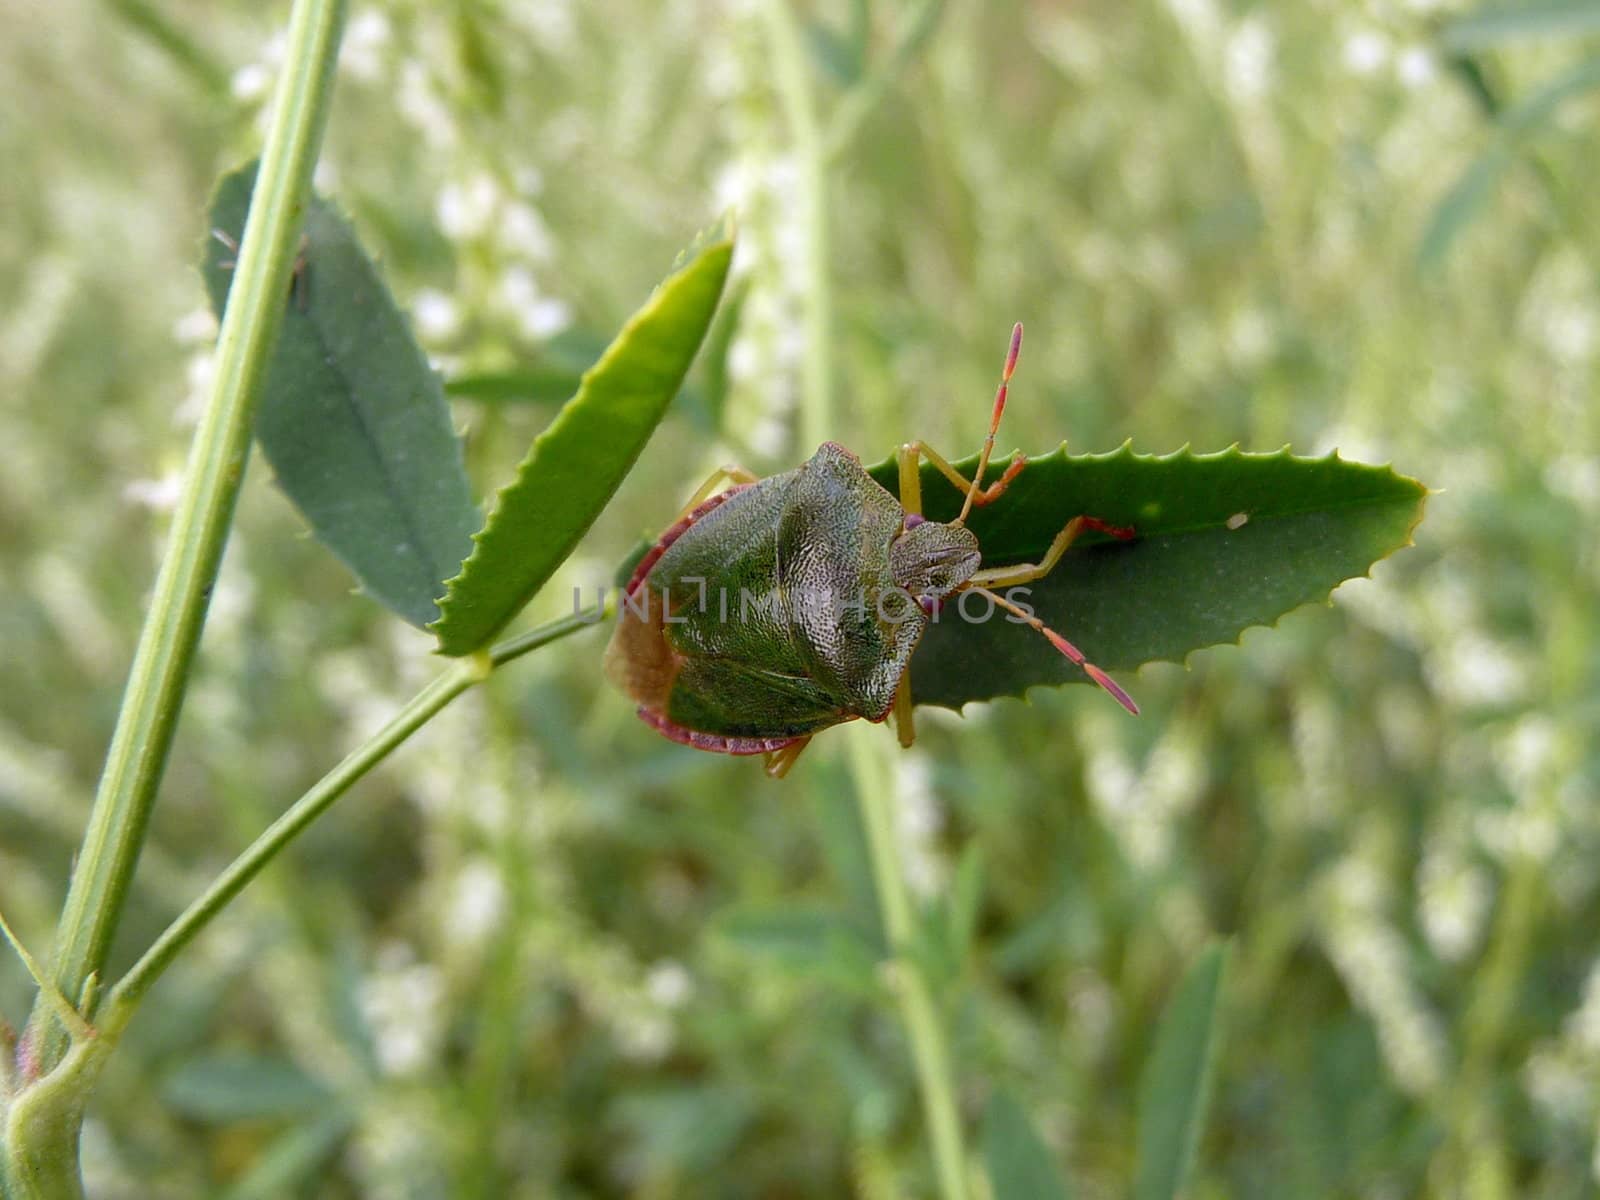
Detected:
left=444, top=365, right=587, bottom=405
left=1440, top=0, right=1600, bottom=52
left=612, top=1085, right=757, bottom=1172
left=1418, top=57, right=1600, bottom=268
left=947, top=843, right=985, bottom=963
left=431, top=237, right=734, bottom=655
left=717, top=906, right=881, bottom=990
left=982, top=1091, right=1072, bottom=1200
left=443, top=327, right=613, bottom=406
left=863, top=445, right=1428, bottom=710
left=1133, top=943, right=1231, bottom=1200
left=161, top=1052, right=334, bottom=1123
left=217, top=1110, right=354, bottom=1200
left=203, top=161, right=482, bottom=628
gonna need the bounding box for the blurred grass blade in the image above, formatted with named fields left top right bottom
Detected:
left=431, top=236, right=733, bottom=656
left=1440, top=0, right=1600, bottom=51
left=107, top=0, right=230, bottom=94
left=203, top=161, right=482, bottom=628
left=1133, top=942, right=1230, bottom=1200
left=161, top=1051, right=334, bottom=1123
left=982, top=1091, right=1072, bottom=1200
left=864, top=446, right=1428, bottom=711
left=717, top=905, right=881, bottom=991
left=217, top=1109, right=355, bottom=1200
left=1418, top=56, right=1600, bottom=268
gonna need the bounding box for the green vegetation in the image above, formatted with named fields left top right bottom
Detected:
left=2, top=0, right=1596, bottom=1195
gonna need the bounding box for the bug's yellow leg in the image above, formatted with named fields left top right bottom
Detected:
left=970, top=515, right=1135, bottom=588
left=892, top=675, right=916, bottom=747
left=897, top=443, right=925, bottom=518
left=901, top=441, right=1028, bottom=514
left=764, top=737, right=812, bottom=780
left=674, top=464, right=759, bottom=522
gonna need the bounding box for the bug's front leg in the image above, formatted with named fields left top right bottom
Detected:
left=969, top=515, right=1136, bottom=589
left=892, top=444, right=925, bottom=748
left=900, top=440, right=1028, bottom=514
left=673, top=464, right=759, bottom=523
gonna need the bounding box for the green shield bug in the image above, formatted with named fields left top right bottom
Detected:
left=604, top=324, right=1139, bottom=778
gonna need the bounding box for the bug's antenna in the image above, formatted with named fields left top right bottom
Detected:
left=957, top=322, right=1023, bottom=526
left=963, top=584, right=1139, bottom=715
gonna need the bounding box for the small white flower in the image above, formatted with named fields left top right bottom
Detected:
left=123, top=472, right=184, bottom=513
left=397, top=61, right=455, bottom=147
left=1397, top=47, right=1435, bottom=88
left=447, top=859, right=507, bottom=943
left=411, top=289, right=460, bottom=342
left=1342, top=30, right=1390, bottom=75
left=436, top=174, right=500, bottom=241
left=359, top=944, right=446, bottom=1077
left=498, top=265, right=572, bottom=339
left=341, top=9, right=391, bottom=81
left=645, top=961, right=694, bottom=1009
left=172, top=307, right=217, bottom=345
left=231, top=62, right=273, bottom=102
left=1225, top=18, right=1274, bottom=101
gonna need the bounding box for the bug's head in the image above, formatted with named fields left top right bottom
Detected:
left=890, top=516, right=980, bottom=605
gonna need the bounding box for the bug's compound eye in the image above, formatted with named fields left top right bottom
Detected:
left=890, top=521, right=981, bottom=600
left=903, top=513, right=927, bottom=530
left=918, top=595, right=941, bottom=617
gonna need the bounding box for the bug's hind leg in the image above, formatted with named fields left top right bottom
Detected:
left=763, top=737, right=812, bottom=779
left=970, top=515, right=1135, bottom=589
left=676, top=464, right=759, bottom=522
left=892, top=674, right=916, bottom=748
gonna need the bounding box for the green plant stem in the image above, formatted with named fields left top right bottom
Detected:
left=848, top=729, right=970, bottom=1200
left=28, top=0, right=349, bottom=1076
left=762, top=0, right=833, bottom=450
left=1, top=610, right=596, bottom=1198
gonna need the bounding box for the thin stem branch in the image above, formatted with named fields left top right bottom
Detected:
left=0, top=913, right=94, bottom=1047
left=848, top=729, right=970, bottom=1200
left=109, top=610, right=599, bottom=1015
left=29, top=0, right=350, bottom=1072
left=108, top=658, right=480, bottom=1012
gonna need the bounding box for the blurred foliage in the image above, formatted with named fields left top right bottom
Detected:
left=2, top=0, right=1598, bottom=1197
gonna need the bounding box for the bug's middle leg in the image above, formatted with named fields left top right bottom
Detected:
left=970, top=515, right=1135, bottom=588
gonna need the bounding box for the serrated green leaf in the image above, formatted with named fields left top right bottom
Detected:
left=202, top=161, right=481, bottom=629
left=982, top=1091, right=1073, bottom=1200
left=431, top=238, right=734, bottom=655
left=1133, top=942, right=1230, bottom=1200
left=864, top=444, right=1427, bottom=710
left=161, top=1051, right=334, bottom=1124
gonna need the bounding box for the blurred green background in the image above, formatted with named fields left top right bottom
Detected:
left=3, top=0, right=1599, bottom=1195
